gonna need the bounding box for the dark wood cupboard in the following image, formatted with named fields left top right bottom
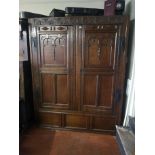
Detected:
left=29, top=16, right=129, bottom=134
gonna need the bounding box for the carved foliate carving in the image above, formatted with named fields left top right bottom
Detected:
left=88, top=38, right=101, bottom=60
left=39, top=26, right=68, bottom=32
left=41, top=34, right=66, bottom=61
left=85, top=31, right=116, bottom=68
left=41, top=27, right=49, bottom=31
left=29, top=16, right=127, bottom=26
left=88, top=37, right=113, bottom=62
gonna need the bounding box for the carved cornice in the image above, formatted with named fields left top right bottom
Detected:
left=29, top=16, right=129, bottom=26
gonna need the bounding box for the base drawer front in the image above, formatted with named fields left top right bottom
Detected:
left=38, top=111, right=116, bottom=133
left=39, top=112, right=61, bottom=127
left=65, top=114, right=88, bottom=129
left=91, top=116, right=116, bottom=131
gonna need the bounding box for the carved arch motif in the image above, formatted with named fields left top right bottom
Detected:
left=41, top=34, right=66, bottom=61
left=87, top=35, right=114, bottom=65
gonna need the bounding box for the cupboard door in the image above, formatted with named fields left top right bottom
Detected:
left=78, top=24, right=121, bottom=114
left=31, top=26, right=75, bottom=111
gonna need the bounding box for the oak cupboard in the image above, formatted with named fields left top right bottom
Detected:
left=29, top=16, right=129, bottom=134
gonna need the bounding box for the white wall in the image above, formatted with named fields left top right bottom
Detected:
left=123, top=0, right=135, bottom=126
left=125, top=0, right=135, bottom=20
left=19, top=0, right=105, bottom=15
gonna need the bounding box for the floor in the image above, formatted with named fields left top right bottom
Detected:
left=19, top=127, right=121, bottom=155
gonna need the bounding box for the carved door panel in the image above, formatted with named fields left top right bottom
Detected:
left=79, top=25, right=121, bottom=114
left=40, top=31, right=67, bottom=67
left=83, top=25, right=118, bottom=70
left=81, top=73, right=114, bottom=113
left=32, top=26, right=75, bottom=111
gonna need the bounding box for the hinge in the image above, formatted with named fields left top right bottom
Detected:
left=32, top=37, right=37, bottom=48
left=120, top=36, right=125, bottom=52
left=115, top=89, right=122, bottom=103
left=117, top=36, right=126, bottom=55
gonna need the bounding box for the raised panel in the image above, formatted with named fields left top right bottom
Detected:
left=42, top=74, right=54, bottom=104
left=83, top=75, right=96, bottom=106
left=87, top=37, right=99, bottom=65
left=82, top=74, right=114, bottom=112
left=39, top=112, right=61, bottom=127
left=40, top=33, right=67, bottom=67
left=56, top=75, right=69, bottom=105
left=100, top=36, right=114, bottom=66
left=98, top=76, right=114, bottom=108
left=92, top=116, right=116, bottom=131
left=65, top=114, right=87, bottom=129
left=41, top=73, right=70, bottom=108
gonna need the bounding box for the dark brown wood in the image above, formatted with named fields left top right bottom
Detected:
left=29, top=16, right=129, bottom=133
left=28, top=15, right=128, bottom=26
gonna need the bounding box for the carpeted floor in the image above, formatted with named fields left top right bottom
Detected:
left=20, top=127, right=121, bottom=155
